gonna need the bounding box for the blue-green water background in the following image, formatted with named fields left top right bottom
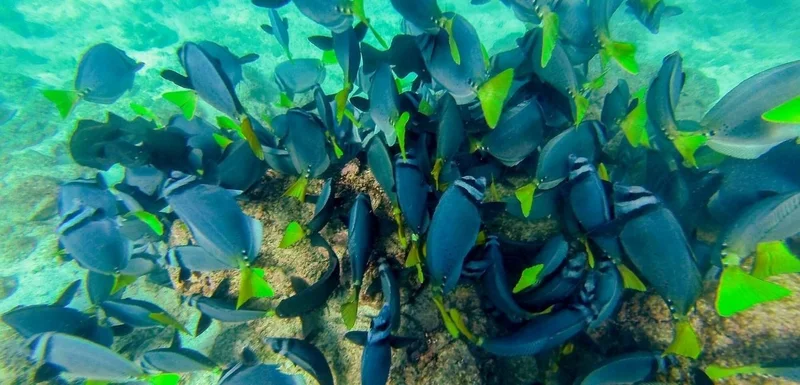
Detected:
left=0, top=0, right=798, bottom=383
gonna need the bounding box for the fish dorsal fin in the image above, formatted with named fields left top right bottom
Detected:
left=54, top=280, right=81, bottom=307
left=170, top=331, right=182, bottom=349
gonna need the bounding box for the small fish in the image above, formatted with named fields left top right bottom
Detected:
left=101, top=298, right=187, bottom=332
left=431, top=93, right=466, bottom=187
left=197, top=41, right=260, bottom=87
left=86, top=270, right=124, bottom=306
left=647, top=52, right=691, bottom=161
left=341, top=193, right=377, bottom=328
left=482, top=236, right=532, bottom=322
left=28, top=332, right=146, bottom=382
left=395, top=152, right=431, bottom=236
left=279, top=109, right=332, bottom=201
left=43, top=43, right=144, bottom=118
left=261, top=9, right=292, bottom=60
left=58, top=207, right=132, bottom=275
left=276, top=233, right=340, bottom=318
left=590, top=0, right=639, bottom=74
left=626, top=0, right=683, bottom=34
left=345, top=304, right=415, bottom=385
left=69, top=113, right=157, bottom=171
left=274, top=59, right=326, bottom=101
left=427, top=176, right=486, bottom=294
left=333, top=24, right=362, bottom=95
left=601, top=79, right=631, bottom=130
left=576, top=351, right=677, bottom=384
left=142, top=333, right=218, bottom=373
left=567, top=156, right=611, bottom=232
left=216, top=139, right=269, bottom=191
left=366, top=134, right=399, bottom=206
left=218, top=348, right=304, bottom=385
left=120, top=166, right=167, bottom=199
left=478, top=97, right=545, bottom=167
left=378, top=258, right=401, bottom=331
left=369, top=63, right=406, bottom=146
left=536, top=120, right=607, bottom=190
left=187, top=294, right=268, bottom=335
left=292, top=0, right=354, bottom=34
left=514, top=252, right=587, bottom=312
left=266, top=337, right=335, bottom=385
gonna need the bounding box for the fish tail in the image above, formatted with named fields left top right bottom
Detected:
left=392, top=206, right=408, bottom=248
left=762, top=95, right=800, bottom=124
left=671, top=131, right=709, bottom=168
left=715, top=265, right=792, bottom=317
left=335, top=85, right=351, bottom=124
left=111, top=274, right=138, bottom=295
left=405, top=239, right=424, bottom=283
left=162, top=90, right=197, bottom=120
left=752, top=240, right=800, bottom=279
left=705, top=364, right=767, bottom=381
left=321, top=49, right=338, bottom=65
left=283, top=176, right=309, bottom=203
left=279, top=221, right=306, bottom=248
left=603, top=40, right=639, bottom=75
left=619, top=88, right=651, bottom=148
left=340, top=289, right=359, bottom=329
left=146, top=373, right=181, bottom=385
left=573, top=92, right=589, bottom=127
left=42, top=90, right=80, bottom=119
left=449, top=308, right=477, bottom=343
left=394, top=111, right=410, bottom=160
left=478, top=68, right=515, bottom=129
left=512, top=264, right=544, bottom=293
left=431, top=158, right=444, bottom=190
left=237, top=265, right=275, bottom=309
left=540, top=12, right=560, bottom=67
left=664, top=317, right=702, bottom=359
left=240, top=116, right=265, bottom=160
left=617, top=263, right=647, bottom=291
left=432, top=294, right=460, bottom=339
left=514, top=182, right=537, bottom=218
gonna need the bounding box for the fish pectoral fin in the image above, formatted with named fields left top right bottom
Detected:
left=162, top=90, right=197, bottom=120
left=239, top=53, right=261, bottom=64
left=478, top=69, right=515, bottom=129
left=665, top=318, right=702, bottom=359
left=762, top=95, right=800, bottom=124
left=514, top=182, right=537, bottom=218
left=540, top=12, right=560, bottom=67
left=512, top=264, right=545, bottom=294
left=260, top=23, right=274, bottom=34
left=283, top=177, right=309, bottom=203
left=42, top=90, right=80, bottom=119
left=196, top=313, right=212, bottom=336
left=603, top=41, right=639, bottom=75
left=145, top=373, right=181, bottom=385
left=340, top=290, right=359, bottom=329
left=617, top=264, right=647, bottom=291
left=280, top=221, right=307, bottom=248
left=394, top=111, right=411, bottom=160
left=715, top=265, right=792, bottom=317
left=33, top=363, right=64, bottom=383
left=705, top=364, right=766, bottom=381
left=752, top=240, right=800, bottom=279
left=128, top=211, right=165, bottom=236
left=160, top=70, right=194, bottom=90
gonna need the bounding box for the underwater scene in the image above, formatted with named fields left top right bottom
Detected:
left=1, top=0, right=800, bottom=384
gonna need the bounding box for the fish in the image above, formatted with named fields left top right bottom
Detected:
left=626, top=0, right=683, bottom=34
left=43, top=43, right=144, bottom=118
left=390, top=0, right=448, bottom=35
left=576, top=351, right=677, bottom=384
left=714, top=191, right=800, bottom=317
left=418, top=13, right=514, bottom=128
left=378, top=258, right=401, bottom=331
left=216, top=139, right=269, bottom=191
left=514, top=252, right=587, bottom=312
left=86, top=270, right=124, bottom=306
left=647, top=52, right=695, bottom=163
left=58, top=207, right=132, bottom=275
left=332, top=25, right=362, bottom=104
left=431, top=93, right=466, bottom=188
left=218, top=348, right=304, bottom=385
left=395, top=152, right=431, bottom=237
left=477, top=97, right=545, bottom=167
left=341, top=193, right=377, bottom=328
left=57, top=178, right=119, bottom=218
left=266, top=337, right=335, bottom=385
left=252, top=0, right=291, bottom=8
left=261, top=9, right=292, bottom=60
left=275, top=59, right=327, bottom=101
left=601, top=79, right=631, bottom=130
left=68, top=113, right=157, bottom=171
left=28, top=332, right=147, bottom=382
left=482, top=236, right=532, bottom=322
left=586, top=259, right=624, bottom=329
left=276, top=233, right=341, bottom=318
left=197, top=41, right=260, bottom=87
left=366, top=134, right=399, bottom=206
left=292, top=0, right=354, bottom=34
left=613, top=184, right=703, bottom=358
left=142, top=333, right=218, bottom=373
left=427, top=176, right=486, bottom=294
left=345, top=304, right=415, bottom=385
left=278, top=109, right=332, bottom=202
left=100, top=298, right=188, bottom=332
left=369, top=63, right=407, bottom=146
left=187, top=294, right=268, bottom=335
left=589, top=0, right=639, bottom=74
left=568, top=155, right=612, bottom=232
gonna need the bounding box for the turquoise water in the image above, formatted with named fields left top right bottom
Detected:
left=1, top=0, right=799, bottom=384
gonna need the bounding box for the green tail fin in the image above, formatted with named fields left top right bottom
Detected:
left=620, top=89, right=651, bottom=148
left=597, top=162, right=610, bottom=182
left=444, top=18, right=461, bottom=65
left=753, top=240, right=800, bottom=279
left=582, top=237, right=595, bottom=268
left=540, top=12, right=560, bottom=68
left=111, top=274, right=138, bottom=295
left=394, top=111, right=410, bottom=160
left=705, top=364, right=766, bottom=381
left=213, top=133, right=233, bottom=150
left=241, top=116, right=265, bottom=160
left=618, top=264, right=647, bottom=291
left=431, top=158, right=444, bottom=190
left=163, top=90, right=197, bottom=120
left=237, top=266, right=275, bottom=309
left=130, top=103, right=161, bottom=126
left=478, top=69, right=515, bottom=129
left=715, top=265, right=792, bottom=317
left=432, top=295, right=460, bottom=339
left=406, top=241, right=424, bottom=283
left=42, top=90, right=80, bottom=119
left=340, top=290, right=359, bottom=329
left=604, top=41, right=639, bottom=74
left=335, top=86, right=351, bottom=124
left=283, top=177, right=309, bottom=203
left=127, top=211, right=164, bottom=236
left=665, top=318, right=702, bottom=359
left=514, top=182, right=536, bottom=218
left=321, top=50, right=338, bottom=65
left=217, top=116, right=242, bottom=136
left=672, top=132, right=708, bottom=168
left=147, top=373, right=181, bottom=385
left=762, top=95, right=800, bottom=124
left=488, top=177, right=501, bottom=202
left=148, top=312, right=191, bottom=335
left=279, top=221, right=306, bottom=249
left=512, top=264, right=545, bottom=293
left=573, top=92, right=589, bottom=127
left=449, top=308, right=477, bottom=343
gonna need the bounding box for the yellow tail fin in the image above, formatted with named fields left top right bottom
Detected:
left=752, top=241, right=800, bottom=279
left=715, top=265, right=792, bottom=317
left=42, top=90, right=80, bottom=119
left=665, top=318, right=702, bottom=359
left=478, top=69, right=515, bottom=129
left=514, top=182, right=537, bottom=218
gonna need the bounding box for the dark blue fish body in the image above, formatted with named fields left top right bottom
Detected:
left=369, top=64, right=403, bottom=145
left=267, top=337, right=335, bottom=385
left=264, top=146, right=299, bottom=174
left=568, top=156, right=611, bottom=232
left=514, top=252, right=587, bottom=312
left=142, top=343, right=217, bottom=373
left=435, top=93, right=466, bottom=163
left=69, top=113, right=154, bottom=170
left=275, top=59, right=326, bottom=99
left=351, top=305, right=405, bottom=385
left=601, top=79, right=631, bottom=130
left=219, top=361, right=304, bottom=385
left=395, top=153, right=431, bottom=236
left=279, top=109, right=332, bottom=178
left=58, top=208, right=131, bottom=274
left=626, top=0, right=683, bottom=34
left=120, top=166, right=167, bottom=199
left=168, top=245, right=237, bottom=272
left=481, top=97, right=545, bottom=167
left=262, top=9, right=292, bottom=59
left=29, top=332, right=144, bottom=382
left=577, top=351, right=674, bottom=385
left=333, top=25, right=362, bottom=86
left=378, top=259, right=401, bottom=331
left=216, top=139, right=268, bottom=191
left=348, top=193, right=377, bottom=288
left=647, top=51, right=685, bottom=150
left=366, top=135, right=398, bottom=205
left=584, top=260, right=624, bottom=329
left=428, top=176, right=486, bottom=293
left=614, top=185, right=702, bottom=315
left=293, top=0, right=353, bottom=33
left=480, top=305, right=592, bottom=356
left=75, top=43, right=143, bottom=104
left=167, top=115, right=224, bottom=164
left=500, top=0, right=543, bottom=24
left=536, top=121, right=606, bottom=190
left=175, top=42, right=245, bottom=119
left=252, top=0, right=292, bottom=8
left=164, top=175, right=262, bottom=266
left=187, top=295, right=267, bottom=323
left=390, top=0, right=445, bottom=34
left=100, top=298, right=173, bottom=329
left=197, top=41, right=260, bottom=87
left=87, top=270, right=124, bottom=306
left=482, top=237, right=531, bottom=322
left=57, top=179, right=118, bottom=218
left=276, top=233, right=341, bottom=317
left=307, top=179, right=336, bottom=233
